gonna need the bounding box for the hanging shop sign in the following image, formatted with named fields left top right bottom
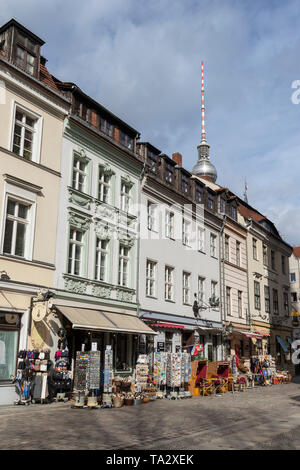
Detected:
left=157, top=342, right=165, bottom=352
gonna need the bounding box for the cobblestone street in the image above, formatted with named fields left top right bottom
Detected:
left=1, top=380, right=300, bottom=450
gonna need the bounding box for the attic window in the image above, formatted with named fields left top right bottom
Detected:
left=15, top=34, right=37, bottom=76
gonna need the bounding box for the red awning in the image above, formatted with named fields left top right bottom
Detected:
left=255, top=330, right=270, bottom=337
left=243, top=332, right=263, bottom=339
left=153, top=321, right=185, bottom=330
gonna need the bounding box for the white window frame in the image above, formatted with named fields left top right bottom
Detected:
left=120, top=181, right=131, bottom=212
left=182, top=219, right=191, bottom=246
left=95, top=238, right=109, bottom=282
left=72, top=155, right=87, bottom=193
left=147, top=201, right=157, bottom=231
left=165, top=266, right=174, bottom=301
left=0, top=183, right=37, bottom=261
left=68, top=228, right=84, bottom=276
left=210, top=233, right=217, bottom=258
left=165, top=210, right=174, bottom=239
left=198, top=276, right=205, bottom=305
left=211, top=280, right=218, bottom=300
left=183, top=271, right=191, bottom=305
left=98, top=167, right=111, bottom=203
left=254, top=281, right=261, bottom=310
left=118, top=244, right=130, bottom=287
left=197, top=227, right=205, bottom=252
left=238, top=290, right=243, bottom=318
left=146, top=259, right=157, bottom=297
left=10, top=102, right=42, bottom=164
left=226, top=286, right=231, bottom=316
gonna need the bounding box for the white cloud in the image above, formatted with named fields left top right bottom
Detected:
left=1, top=0, right=300, bottom=245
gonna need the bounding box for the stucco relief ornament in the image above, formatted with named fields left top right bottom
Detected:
left=68, top=210, right=92, bottom=231
left=252, top=311, right=268, bottom=321
left=117, top=230, right=135, bottom=247
left=122, top=174, right=134, bottom=186
left=91, top=284, right=112, bottom=298
left=102, top=163, right=115, bottom=176
left=77, top=148, right=90, bottom=163
left=96, top=204, right=115, bottom=219
left=116, top=289, right=134, bottom=302
left=64, top=277, right=88, bottom=294
left=94, top=222, right=115, bottom=240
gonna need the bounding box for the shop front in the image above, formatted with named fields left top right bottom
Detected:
left=140, top=310, right=223, bottom=361
left=0, top=288, right=31, bottom=405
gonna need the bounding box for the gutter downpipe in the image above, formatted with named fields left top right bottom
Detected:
left=245, top=219, right=253, bottom=329
left=136, top=160, right=147, bottom=320
left=220, top=214, right=227, bottom=359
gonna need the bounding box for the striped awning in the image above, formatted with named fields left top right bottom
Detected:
left=255, top=330, right=270, bottom=337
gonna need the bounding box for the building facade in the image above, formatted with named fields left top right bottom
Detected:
left=0, top=19, right=69, bottom=404
left=138, top=145, right=223, bottom=360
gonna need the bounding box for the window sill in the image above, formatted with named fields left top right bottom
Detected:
left=0, top=254, right=55, bottom=270
left=165, top=299, right=175, bottom=303
left=146, top=295, right=158, bottom=300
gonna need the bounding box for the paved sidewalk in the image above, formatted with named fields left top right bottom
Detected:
left=1, top=382, right=300, bottom=450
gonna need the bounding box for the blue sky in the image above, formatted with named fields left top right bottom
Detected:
left=1, top=0, right=300, bottom=245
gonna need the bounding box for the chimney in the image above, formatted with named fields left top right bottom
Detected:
left=172, top=152, right=182, bottom=167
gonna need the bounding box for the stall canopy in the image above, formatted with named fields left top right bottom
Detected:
left=276, top=335, right=289, bottom=353
left=237, top=331, right=263, bottom=339
left=54, top=306, right=157, bottom=335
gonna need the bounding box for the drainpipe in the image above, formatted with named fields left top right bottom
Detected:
left=245, top=219, right=253, bottom=328
left=220, top=214, right=227, bottom=359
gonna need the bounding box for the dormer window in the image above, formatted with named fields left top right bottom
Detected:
left=147, top=150, right=157, bottom=173
left=120, top=131, right=133, bottom=150
left=220, top=198, right=226, bottom=214
left=15, top=34, right=37, bottom=76
left=207, top=193, right=214, bottom=210
left=231, top=205, right=237, bottom=220
left=195, top=183, right=203, bottom=203
left=100, top=117, right=113, bottom=137
left=181, top=174, right=189, bottom=194
left=165, top=162, right=173, bottom=184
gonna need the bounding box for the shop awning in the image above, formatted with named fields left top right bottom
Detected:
left=55, top=306, right=157, bottom=335
left=276, top=335, right=289, bottom=353
left=237, top=330, right=263, bottom=339
left=255, top=330, right=270, bottom=337
left=152, top=321, right=185, bottom=329
left=197, top=326, right=223, bottom=335
left=286, top=337, right=293, bottom=345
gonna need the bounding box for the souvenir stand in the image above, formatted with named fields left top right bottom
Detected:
left=48, top=349, right=72, bottom=402
left=72, top=351, right=89, bottom=407
left=86, top=350, right=101, bottom=408
left=166, top=353, right=182, bottom=399
left=180, top=352, right=192, bottom=398
left=102, top=346, right=113, bottom=408
left=135, top=354, right=149, bottom=391
left=152, top=352, right=167, bottom=398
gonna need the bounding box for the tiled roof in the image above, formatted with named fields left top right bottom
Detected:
left=293, top=246, right=300, bottom=258
left=39, top=64, right=61, bottom=93
left=237, top=204, right=265, bottom=222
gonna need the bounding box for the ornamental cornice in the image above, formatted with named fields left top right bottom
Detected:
left=68, top=209, right=92, bottom=231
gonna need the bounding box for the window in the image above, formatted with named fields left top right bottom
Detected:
left=225, top=235, right=229, bottom=261
left=98, top=167, right=111, bottom=203
left=273, top=289, right=279, bottom=315
left=254, top=281, right=261, bottom=310
left=95, top=239, right=108, bottom=281
left=290, top=272, right=296, bottom=283
left=182, top=219, right=191, bottom=246
left=12, top=108, right=37, bottom=161
left=283, top=292, right=289, bottom=312
left=3, top=198, right=30, bottom=258
left=147, top=150, right=157, bottom=173
left=72, top=156, right=87, bottom=192
left=231, top=206, right=237, bottom=220
left=207, top=193, right=214, bottom=210
left=226, top=287, right=231, bottom=316
left=195, top=184, right=203, bottom=203
left=146, top=260, right=157, bottom=297
left=165, top=266, right=174, bottom=301
left=220, top=198, right=226, bottom=214
left=183, top=272, right=191, bottom=304
left=211, top=281, right=218, bottom=303
left=271, top=250, right=276, bottom=270
left=263, top=244, right=268, bottom=266
left=165, top=162, right=173, bottom=183
left=210, top=234, right=217, bottom=257
left=291, top=292, right=297, bottom=303
left=281, top=256, right=286, bottom=275
left=264, top=286, right=270, bottom=313
left=147, top=201, right=157, bottom=231
left=165, top=211, right=174, bottom=239
left=238, top=290, right=243, bottom=318
left=198, top=277, right=205, bottom=305
left=236, top=241, right=241, bottom=267
left=118, top=244, right=130, bottom=287
left=253, top=238, right=258, bottom=260
left=197, top=227, right=205, bottom=252
left=15, top=34, right=36, bottom=75
left=121, top=181, right=131, bottom=212
left=0, top=314, right=20, bottom=381
left=181, top=174, right=189, bottom=194
left=68, top=229, right=84, bottom=276
left=100, top=117, right=113, bottom=137
left=120, top=131, right=133, bottom=150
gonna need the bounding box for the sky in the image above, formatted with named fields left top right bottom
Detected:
left=1, top=0, right=300, bottom=246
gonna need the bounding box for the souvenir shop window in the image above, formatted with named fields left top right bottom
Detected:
left=256, top=339, right=263, bottom=355
left=0, top=313, right=20, bottom=382
left=115, top=334, right=131, bottom=371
